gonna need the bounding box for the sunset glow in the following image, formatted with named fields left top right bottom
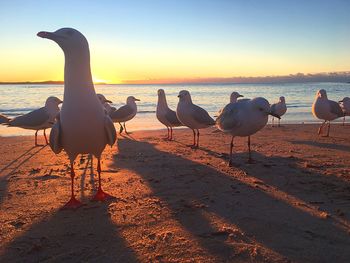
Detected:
left=0, top=1, right=349, bottom=84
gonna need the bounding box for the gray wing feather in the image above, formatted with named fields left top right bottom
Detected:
left=329, top=100, right=344, bottom=117
left=109, top=105, right=133, bottom=121
left=104, top=116, right=117, bottom=146
left=216, top=103, right=242, bottom=131
left=165, top=109, right=182, bottom=126
left=49, top=120, right=63, bottom=154
left=192, top=105, right=215, bottom=125
left=270, top=103, right=277, bottom=113
left=0, top=114, right=9, bottom=124
left=9, top=108, right=50, bottom=127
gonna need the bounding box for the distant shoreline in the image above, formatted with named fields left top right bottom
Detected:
left=0, top=80, right=350, bottom=86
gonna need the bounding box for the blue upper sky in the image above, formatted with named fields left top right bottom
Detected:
left=0, top=0, right=349, bottom=83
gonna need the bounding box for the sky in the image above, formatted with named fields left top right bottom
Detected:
left=0, top=0, right=349, bottom=84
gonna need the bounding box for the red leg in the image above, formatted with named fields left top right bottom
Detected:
left=326, top=121, right=330, bottom=137
left=35, top=130, right=38, bottom=146
left=196, top=129, right=200, bottom=147
left=43, top=129, right=49, bottom=145
left=343, top=116, right=345, bottom=126
left=247, top=136, right=253, bottom=163
left=318, top=121, right=325, bottom=135
left=170, top=127, right=173, bottom=141
left=166, top=126, right=170, bottom=140
left=192, top=129, right=196, bottom=146
left=272, top=117, right=274, bottom=127
left=229, top=136, right=234, bottom=166
left=92, top=159, right=114, bottom=201
left=278, top=118, right=281, bottom=127
left=123, top=122, right=128, bottom=134
left=61, top=163, right=83, bottom=210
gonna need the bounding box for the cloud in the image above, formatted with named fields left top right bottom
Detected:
left=122, top=71, right=350, bottom=84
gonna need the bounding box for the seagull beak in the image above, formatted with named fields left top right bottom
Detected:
left=339, top=100, right=343, bottom=103
left=269, top=112, right=281, bottom=119
left=135, top=98, right=140, bottom=101
left=105, top=99, right=112, bottom=103
left=238, top=95, right=244, bottom=98
left=37, top=31, right=56, bottom=39
left=58, top=100, right=63, bottom=104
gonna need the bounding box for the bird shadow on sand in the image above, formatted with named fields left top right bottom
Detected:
left=0, top=145, right=46, bottom=203
left=202, top=146, right=350, bottom=223
left=290, top=140, right=350, bottom=152
left=0, top=154, right=139, bottom=263
left=112, top=138, right=350, bottom=262
left=0, top=203, right=139, bottom=262
left=79, top=154, right=96, bottom=200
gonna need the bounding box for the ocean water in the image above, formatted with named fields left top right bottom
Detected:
left=0, top=82, right=349, bottom=136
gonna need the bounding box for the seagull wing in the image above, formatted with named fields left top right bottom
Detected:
left=8, top=107, right=50, bottom=128
left=192, top=104, right=215, bottom=126
left=0, top=114, right=10, bottom=124
left=270, top=103, right=277, bottom=113
left=329, top=100, right=344, bottom=118
left=165, top=109, right=182, bottom=126
left=49, top=119, right=63, bottom=154
left=109, top=105, right=133, bottom=121
left=216, top=103, right=242, bottom=131
left=104, top=115, right=117, bottom=146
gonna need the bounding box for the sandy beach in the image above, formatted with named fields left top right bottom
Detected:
left=0, top=124, right=349, bottom=262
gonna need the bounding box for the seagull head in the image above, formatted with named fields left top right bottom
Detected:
left=97, top=94, right=112, bottom=104
left=317, top=89, right=328, bottom=99
left=157, top=89, right=165, bottom=97
left=279, top=96, right=286, bottom=103
left=177, top=90, right=192, bottom=103
left=45, top=96, right=63, bottom=111
left=127, top=96, right=140, bottom=104
left=339, top=97, right=350, bottom=103
left=37, top=28, right=89, bottom=56
left=252, top=97, right=280, bottom=119
left=230, top=92, right=243, bottom=103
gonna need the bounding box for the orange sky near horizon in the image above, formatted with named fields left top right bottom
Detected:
left=0, top=1, right=349, bottom=84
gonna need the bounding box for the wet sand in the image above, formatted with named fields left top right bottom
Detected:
left=0, top=124, right=349, bottom=262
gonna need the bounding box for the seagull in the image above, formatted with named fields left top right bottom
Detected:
left=38, top=28, right=116, bottom=209
left=176, top=90, right=215, bottom=147
left=97, top=94, right=115, bottom=115
left=339, top=97, right=350, bottom=125
left=312, top=89, right=344, bottom=137
left=216, top=97, right=280, bottom=166
left=109, top=96, right=140, bottom=134
left=0, top=114, right=10, bottom=124
left=6, top=96, right=62, bottom=146
left=156, top=89, right=182, bottom=140
left=215, top=91, right=244, bottom=117
left=270, top=96, right=287, bottom=127
left=230, top=91, right=244, bottom=103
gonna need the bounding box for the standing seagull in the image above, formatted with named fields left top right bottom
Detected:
left=109, top=96, right=140, bottom=134
left=97, top=94, right=115, bottom=115
left=339, top=97, right=350, bottom=125
left=312, top=89, right=344, bottom=137
left=176, top=90, right=215, bottom=147
left=156, top=89, right=182, bottom=140
left=38, top=28, right=116, bottom=209
left=215, top=91, right=244, bottom=117
left=216, top=97, right=280, bottom=165
left=6, top=96, right=62, bottom=146
left=230, top=92, right=244, bottom=103
left=0, top=114, right=10, bottom=124
left=270, top=96, right=287, bottom=127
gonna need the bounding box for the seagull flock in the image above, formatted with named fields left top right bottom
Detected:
left=0, top=28, right=348, bottom=209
